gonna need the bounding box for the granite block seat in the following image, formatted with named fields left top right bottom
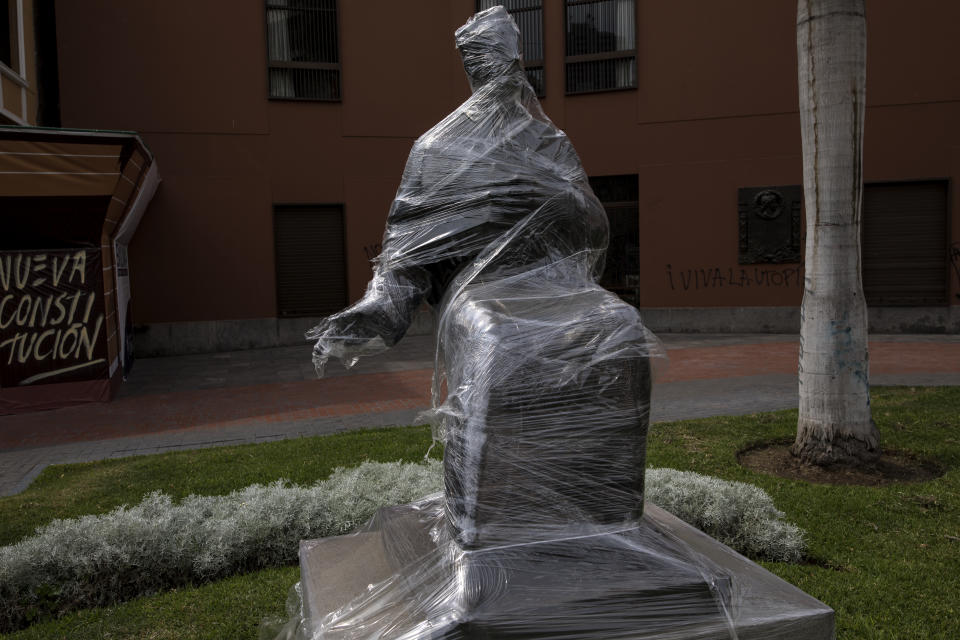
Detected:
left=439, top=284, right=652, bottom=549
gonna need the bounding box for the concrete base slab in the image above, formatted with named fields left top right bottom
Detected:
left=298, top=499, right=834, bottom=640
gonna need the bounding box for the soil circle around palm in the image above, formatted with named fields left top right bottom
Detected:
left=737, top=441, right=943, bottom=486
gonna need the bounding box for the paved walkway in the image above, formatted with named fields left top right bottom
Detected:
left=2, top=333, right=959, bottom=496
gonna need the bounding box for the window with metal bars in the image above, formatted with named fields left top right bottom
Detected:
left=476, top=0, right=545, bottom=97
left=265, top=0, right=340, bottom=101
left=1, top=0, right=16, bottom=71
left=565, top=0, right=636, bottom=94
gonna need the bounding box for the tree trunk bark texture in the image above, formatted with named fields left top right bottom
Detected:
left=793, top=0, right=880, bottom=465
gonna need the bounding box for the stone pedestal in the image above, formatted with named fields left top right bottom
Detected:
left=299, top=498, right=834, bottom=640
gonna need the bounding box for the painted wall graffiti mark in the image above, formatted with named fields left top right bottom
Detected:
left=950, top=243, right=960, bottom=300
left=0, top=251, right=87, bottom=291
left=0, top=249, right=107, bottom=387
left=665, top=264, right=803, bottom=292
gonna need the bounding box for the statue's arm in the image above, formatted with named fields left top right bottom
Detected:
left=307, top=142, right=448, bottom=373
left=306, top=262, right=431, bottom=373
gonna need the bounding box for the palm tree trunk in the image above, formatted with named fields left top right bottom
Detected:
left=793, top=0, right=880, bottom=465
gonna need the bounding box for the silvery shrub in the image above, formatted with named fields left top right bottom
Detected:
left=0, top=460, right=443, bottom=632
left=645, top=467, right=807, bottom=563
left=0, top=461, right=804, bottom=631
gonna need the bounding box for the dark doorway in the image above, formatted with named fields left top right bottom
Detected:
left=589, top=174, right=639, bottom=303
left=273, top=204, right=347, bottom=316
left=862, top=181, right=949, bottom=306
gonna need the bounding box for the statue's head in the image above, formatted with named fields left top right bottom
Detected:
left=455, top=6, right=522, bottom=91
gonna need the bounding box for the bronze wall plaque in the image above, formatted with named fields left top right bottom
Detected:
left=737, top=185, right=802, bottom=264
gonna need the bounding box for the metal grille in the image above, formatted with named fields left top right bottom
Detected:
left=477, top=0, right=545, bottom=96
left=565, top=0, right=636, bottom=94
left=266, top=0, right=340, bottom=100
left=1, top=0, right=13, bottom=69
left=862, top=181, right=948, bottom=306
left=274, top=205, right=347, bottom=317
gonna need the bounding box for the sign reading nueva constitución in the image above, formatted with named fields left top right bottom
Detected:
left=0, top=249, right=108, bottom=387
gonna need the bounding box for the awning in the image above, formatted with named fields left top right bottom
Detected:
left=0, top=126, right=159, bottom=413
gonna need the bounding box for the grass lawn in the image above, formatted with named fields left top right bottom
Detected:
left=2, top=386, right=958, bottom=639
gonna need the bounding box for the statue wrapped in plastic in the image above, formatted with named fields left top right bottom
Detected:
left=286, top=7, right=834, bottom=640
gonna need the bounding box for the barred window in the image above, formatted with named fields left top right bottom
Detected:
left=1, top=0, right=17, bottom=71
left=477, top=1, right=545, bottom=97
left=266, top=0, right=340, bottom=101
left=565, top=0, right=636, bottom=94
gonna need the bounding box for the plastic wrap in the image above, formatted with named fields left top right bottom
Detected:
left=290, top=496, right=834, bottom=640
left=306, top=5, right=608, bottom=374
left=294, top=7, right=834, bottom=639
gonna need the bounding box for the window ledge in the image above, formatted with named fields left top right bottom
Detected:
left=565, top=85, right=637, bottom=97
left=0, top=62, right=27, bottom=88
left=268, top=95, right=341, bottom=103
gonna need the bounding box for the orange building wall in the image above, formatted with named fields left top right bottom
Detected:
left=53, top=0, right=960, bottom=328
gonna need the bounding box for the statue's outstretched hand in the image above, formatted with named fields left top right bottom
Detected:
left=305, top=265, right=431, bottom=376
left=307, top=310, right=388, bottom=377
